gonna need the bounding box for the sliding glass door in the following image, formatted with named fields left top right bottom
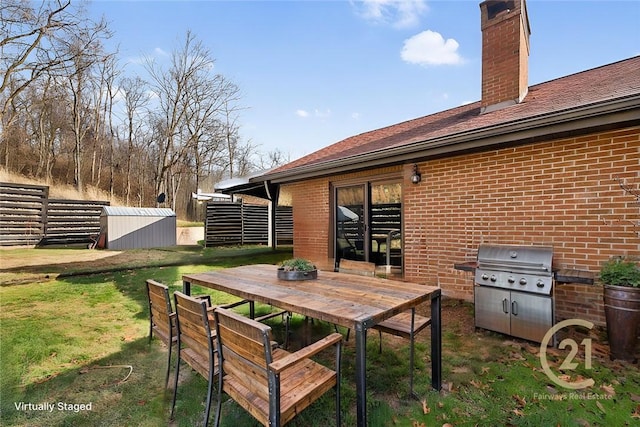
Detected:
left=336, top=185, right=366, bottom=262
left=334, top=181, right=402, bottom=273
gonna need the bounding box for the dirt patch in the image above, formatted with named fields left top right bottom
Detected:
left=0, top=249, right=123, bottom=270
left=0, top=248, right=198, bottom=285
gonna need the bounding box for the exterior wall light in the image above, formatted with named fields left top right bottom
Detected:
left=411, top=164, right=422, bottom=184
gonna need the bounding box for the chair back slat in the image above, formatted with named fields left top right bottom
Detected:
left=146, top=280, right=174, bottom=342
left=171, top=291, right=219, bottom=426
left=215, top=308, right=272, bottom=403
left=174, top=292, right=216, bottom=375
left=149, top=293, right=171, bottom=320
left=176, top=305, right=212, bottom=350
left=146, top=279, right=178, bottom=390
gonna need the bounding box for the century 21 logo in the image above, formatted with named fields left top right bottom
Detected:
left=539, top=319, right=595, bottom=389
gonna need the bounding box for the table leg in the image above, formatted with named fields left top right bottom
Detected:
left=431, top=290, right=442, bottom=390
left=183, top=280, right=191, bottom=296
left=409, top=308, right=417, bottom=398
left=355, top=322, right=367, bottom=427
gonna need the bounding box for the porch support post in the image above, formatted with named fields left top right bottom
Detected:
left=265, top=181, right=280, bottom=249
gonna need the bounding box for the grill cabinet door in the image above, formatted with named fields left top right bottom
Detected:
left=474, top=286, right=511, bottom=335
left=509, top=292, right=553, bottom=343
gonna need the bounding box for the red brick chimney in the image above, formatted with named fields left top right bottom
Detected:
left=479, top=0, right=531, bottom=113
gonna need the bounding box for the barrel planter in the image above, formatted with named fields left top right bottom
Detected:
left=603, top=284, right=640, bottom=362
left=277, top=268, right=318, bottom=281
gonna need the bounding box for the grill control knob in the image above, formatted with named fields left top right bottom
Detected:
left=536, top=280, right=545, bottom=288
left=508, top=276, right=515, bottom=284
left=481, top=274, right=489, bottom=280
left=490, top=275, right=497, bottom=282
left=519, top=278, right=527, bottom=285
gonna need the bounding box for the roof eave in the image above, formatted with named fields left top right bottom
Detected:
left=262, top=94, right=640, bottom=184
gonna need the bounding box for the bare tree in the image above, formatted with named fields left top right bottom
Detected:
left=234, top=139, right=258, bottom=177
left=26, top=75, right=67, bottom=181
left=144, top=30, right=242, bottom=208
left=259, top=147, right=291, bottom=170
left=1, top=5, right=262, bottom=217
left=119, top=76, right=150, bottom=204
left=1, top=0, right=82, bottom=170
left=58, top=17, right=110, bottom=191
left=90, top=53, right=120, bottom=194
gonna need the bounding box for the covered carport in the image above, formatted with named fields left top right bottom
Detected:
left=214, top=170, right=282, bottom=249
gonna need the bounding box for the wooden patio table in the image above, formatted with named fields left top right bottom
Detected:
left=182, top=264, right=442, bottom=427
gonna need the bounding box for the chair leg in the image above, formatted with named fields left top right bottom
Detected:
left=165, top=341, right=172, bottom=389
left=335, top=383, right=341, bottom=427
left=409, top=309, right=417, bottom=398
left=335, top=340, right=342, bottom=427
left=284, top=313, right=291, bottom=350
left=213, top=370, right=223, bottom=427
left=409, top=333, right=416, bottom=398
left=170, top=349, right=181, bottom=419
left=203, top=361, right=215, bottom=427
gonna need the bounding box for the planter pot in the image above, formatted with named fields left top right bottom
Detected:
left=277, top=269, right=318, bottom=281
left=603, top=284, right=640, bottom=362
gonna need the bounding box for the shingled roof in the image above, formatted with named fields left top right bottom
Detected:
left=262, top=55, right=640, bottom=184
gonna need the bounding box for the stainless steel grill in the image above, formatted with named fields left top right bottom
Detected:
left=474, top=244, right=554, bottom=343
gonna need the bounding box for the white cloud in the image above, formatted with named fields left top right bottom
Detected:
left=400, top=30, right=463, bottom=66
left=154, top=47, right=169, bottom=57
left=125, top=55, right=144, bottom=65
left=351, top=112, right=361, bottom=120
left=296, top=108, right=332, bottom=119
left=353, top=0, right=428, bottom=29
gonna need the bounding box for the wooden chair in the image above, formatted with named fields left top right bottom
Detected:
left=146, top=279, right=214, bottom=389
left=213, top=307, right=342, bottom=427
left=146, top=279, right=178, bottom=389
left=170, top=291, right=218, bottom=427
left=338, top=259, right=431, bottom=396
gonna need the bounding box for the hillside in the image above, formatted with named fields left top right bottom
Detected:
left=0, top=169, right=123, bottom=206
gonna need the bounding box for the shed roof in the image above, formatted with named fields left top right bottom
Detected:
left=260, top=56, right=640, bottom=184
left=102, top=207, right=176, bottom=217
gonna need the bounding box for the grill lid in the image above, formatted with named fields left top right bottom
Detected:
left=477, top=244, right=553, bottom=276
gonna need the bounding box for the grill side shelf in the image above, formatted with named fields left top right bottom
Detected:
left=453, top=262, right=477, bottom=272
left=554, top=269, right=595, bottom=285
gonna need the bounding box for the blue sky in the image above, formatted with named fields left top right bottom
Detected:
left=90, top=0, right=640, bottom=162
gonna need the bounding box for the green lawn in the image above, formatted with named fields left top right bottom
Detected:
left=1, top=246, right=639, bottom=426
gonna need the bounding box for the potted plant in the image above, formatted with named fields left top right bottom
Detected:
left=600, top=256, right=640, bottom=362
left=277, top=258, right=318, bottom=281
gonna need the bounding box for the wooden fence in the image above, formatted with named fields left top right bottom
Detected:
left=205, top=202, right=292, bottom=247
left=1, top=182, right=293, bottom=248
left=0, top=182, right=48, bottom=246
left=40, top=199, right=110, bottom=246
left=0, top=182, right=109, bottom=247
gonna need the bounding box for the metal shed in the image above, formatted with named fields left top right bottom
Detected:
left=100, top=207, right=176, bottom=250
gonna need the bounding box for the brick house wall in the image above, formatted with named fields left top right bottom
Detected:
left=285, top=125, right=640, bottom=326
